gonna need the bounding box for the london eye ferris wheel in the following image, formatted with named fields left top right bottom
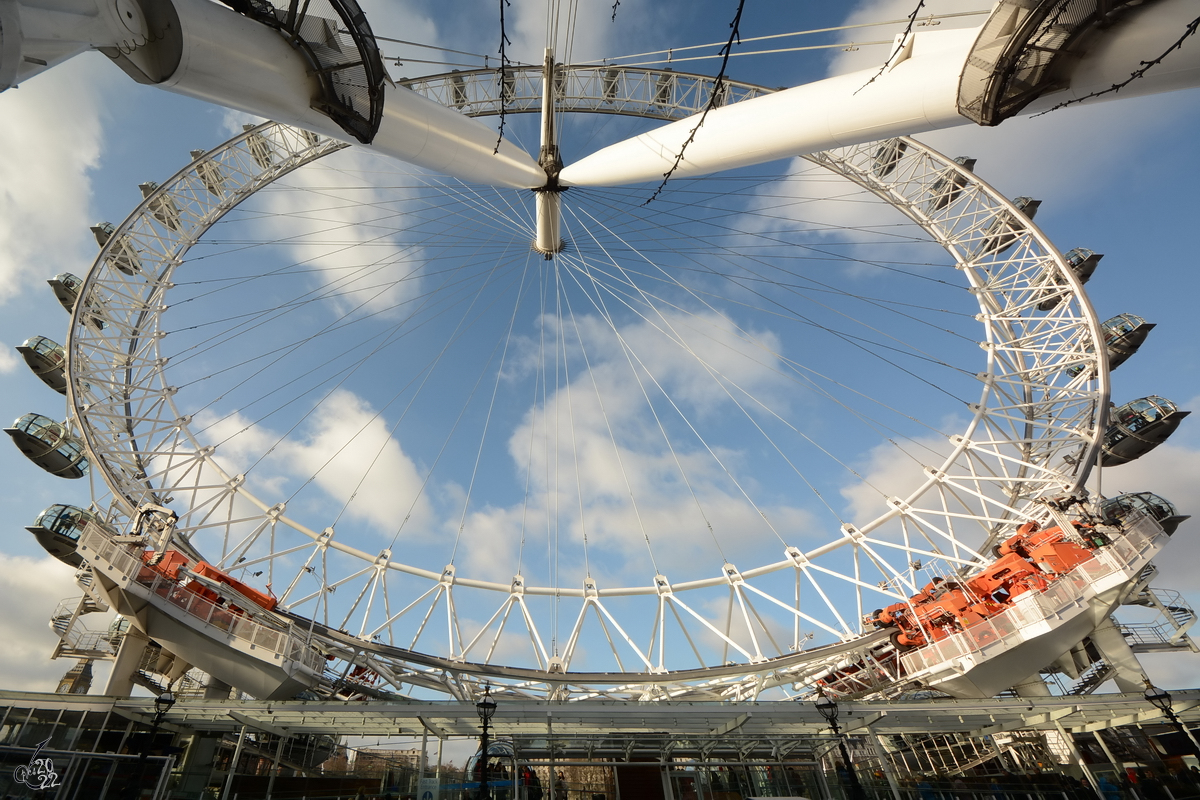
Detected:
left=5, top=0, right=1200, bottom=702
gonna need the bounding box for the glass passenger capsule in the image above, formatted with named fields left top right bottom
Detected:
left=1036, top=247, right=1104, bottom=310
left=48, top=272, right=106, bottom=329
left=139, top=181, right=183, bottom=231
left=48, top=272, right=83, bottom=314
left=1101, top=313, right=1156, bottom=371
left=91, top=221, right=142, bottom=274
left=1100, top=396, right=1190, bottom=467
left=90, top=220, right=114, bottom=246
left=978, top=196, right=1041, bottom=257
left=1065, top=247, right=1103, bottom=281
left=925, top=156, right=975, bottom=213
left=243, top=124, right=275, bottom=169
left=191, top=150, right=228, bottom=197
left=24, top=503, right=114, bottom=566
left=16, top=335, right=67, bottom=394
left=3, top=413, right=89, bottom=478
left=653, top=69, right=675, bottom=108
left=1070, top=313, right=1157, bottom=378
left=1100, top=492, right=1190, bottom=536
left=872, top=139, right=908, bottom=179
left=602, top=68, right=620, bottom=101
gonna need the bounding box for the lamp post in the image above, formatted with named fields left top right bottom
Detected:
left=130, top=689, right=176, bottom=799
left=154, top=689, right=176, bottom=724
left=476, top=685, right=498, bottom=800
left=1144, top=684, right=1200, bottom=759
left=815, top=693, right=867, bottom=800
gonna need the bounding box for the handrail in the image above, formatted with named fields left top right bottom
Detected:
left=78, top=524, right=325, bottom=673
left=900, top=514, right=1163, bottom=676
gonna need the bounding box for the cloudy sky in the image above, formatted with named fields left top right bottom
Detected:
left=1, top=0, right=1198, bottom=697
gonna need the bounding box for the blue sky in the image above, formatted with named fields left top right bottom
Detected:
left=0, top=0, right=1198, bottom=695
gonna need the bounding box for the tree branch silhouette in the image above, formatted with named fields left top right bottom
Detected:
left=494, top=0, right=512, bottom=154
left=855, top=0, right=925, bottom=95
left=645, top=0, right=746, bottom=204
left=1035, top=13, right=1199, bottom=115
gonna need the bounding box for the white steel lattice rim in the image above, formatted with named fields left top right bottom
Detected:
left=64, top=70, right=1107, bottom=695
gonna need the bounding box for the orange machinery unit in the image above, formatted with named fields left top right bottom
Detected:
left=139, top=549, right=277, bottom=613
left=870, top=522, right=1099, bottom=651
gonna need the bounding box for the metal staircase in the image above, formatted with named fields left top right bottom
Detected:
left=48, top=594, right=120, bottom=660
left=54, top=569, right=219, bottom=698
left=1068, top=659, right=1116, bottom=695
left=1121, top=587, right=1198, bottom=653
left=75, top=567, right=110, bottom=609
left=884, top=730, right=1054, bottom=776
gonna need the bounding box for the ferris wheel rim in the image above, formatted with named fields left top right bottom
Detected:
left=67, top=126, right=1103, bottom=592
left=63, top=67, right=1106, bottom=689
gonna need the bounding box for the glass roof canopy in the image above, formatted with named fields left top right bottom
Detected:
left=4, top=689, right=1197, bottom=758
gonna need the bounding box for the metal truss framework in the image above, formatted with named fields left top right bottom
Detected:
left=400, top=64, right=776, bottom=122
left=5, top=689, right=1197, bottom=749
left=64, top=66, right=1105, bottom=702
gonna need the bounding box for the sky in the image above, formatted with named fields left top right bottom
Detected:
left=0, top=0, right=1198, bottom=700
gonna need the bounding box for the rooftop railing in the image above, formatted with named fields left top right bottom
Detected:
left=78, top=524, right=325, bottom=674
left=900, top=514, right=1162, bottom=676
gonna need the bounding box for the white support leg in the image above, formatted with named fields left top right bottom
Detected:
left=1090, top=619, right=1147, bottom=693
left=534, top=191, right=563, bottom=257
left=103, top=625, right=150, bottom=697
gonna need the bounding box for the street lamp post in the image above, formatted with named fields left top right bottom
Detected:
left=153, top=689, right=176, bottom=725
left=1144, top=684, right=1200, bottom=759
left=130, top=689, right=176, bottom=799
left=476, top=685, right=498, bottom=800
left=815, top=693, right=867, bottom=800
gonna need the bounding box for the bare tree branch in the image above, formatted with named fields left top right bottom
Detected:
left=855, top=0, right=925, bottom=95
left=611, top=0, right=620, bottom=23
left=1034, top=13, right=1200, bottom=116
left=1035, top=0, right=1074, bottom=39
left=494, top=0, right=512, bottom=154
left=645, top=0, right=746, bottom=205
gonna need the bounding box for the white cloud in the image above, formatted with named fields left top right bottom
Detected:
left=841, top=432, right=944, bottom=527
left=424, top=307, right=823, bottom=587
left=281, top=389, right=435, bottom=535
left=504, top=0, right=633, bottom=66
left=0, top=55, right=117, bottom=305
left=198, top=389, right=435, bottom=539
left=252, top=147, right=432, bottom=318
left=558, top=309, right=790, bottom=416
left=0, top=344, right=19, bottom=374
left=507, top=310, right=792, bottom=487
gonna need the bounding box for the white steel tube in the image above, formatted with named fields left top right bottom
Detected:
left=540, top=48, right=555, bottom=153
left=560, top=27, right=978, bottom=187
left=534, top=48, right=562, bottom=256
left=157, top=0, right=544, bottom=188
left=561, top=0, right=1200, bottom=188
left=534, top=191, right=562, bottom=256
left=220, top=724, right=248, bottom=800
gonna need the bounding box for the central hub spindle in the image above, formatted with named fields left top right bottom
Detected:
left=534, top=48, right=564, bottom=258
